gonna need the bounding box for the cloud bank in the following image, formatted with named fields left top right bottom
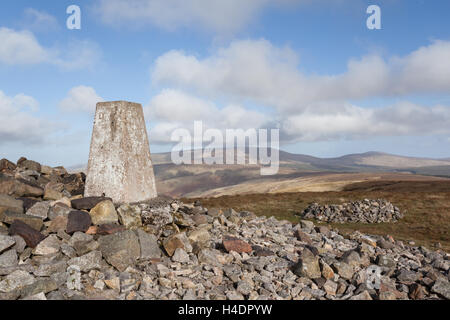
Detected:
left=0, top=27, right=101, bottom=70
left=59, top=86, right=105, bottom=114
left=148, top=39, right=450, bottom=143
left=0, top=91, right=57, bottom=145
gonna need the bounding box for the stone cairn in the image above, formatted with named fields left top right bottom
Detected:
left=301, top=199, right=404, bottom=224
left=0, top=158, right=449, bottom=300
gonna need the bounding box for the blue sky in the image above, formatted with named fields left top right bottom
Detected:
left=0, top=0, right=450, bottom=166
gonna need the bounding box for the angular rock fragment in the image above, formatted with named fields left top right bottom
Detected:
left=0, top=249, right=17, bottom=268
left=66, top=210, right=92, bottom=234
left=26, top=201, right=50, bottom=220
left=98, top=230, right=140, bottom=272
left=1, top=212, right=43, bottom=231
left=293, top=248, right=321, bottom=279
left=0, top=175, right=43, bottom=197
left=0, top=270, right=35, bottom=293
left=96, top=223, right=126, bottom=235
left=0, top=158, right=16, bottom=173
left=17, top=197, right=39, bottom=212
left=71, top=197, right=112, bottom=211
left=163, top=232, right=192, bottom=257
left=89, top=200, right=118, bottom=225
left=117, top=204, right=142, bottom=229
left=48, top=203, right=72, bottom=220
left=431, top=278, right=450, bottom=299
left=9, top=220, right=45, bottom=248
left=0, top=234, right=16, bottom=254
left=0, top=194, right=23, bottom=215
left=136, top=229, right=161, bottom=259
left=18, top=160, right=41, bottom=172
left=222, top=236, right=252, bottom=254
left=68, top=250, right=103, bottom=272
left=34, top=235, right=61, bottom=256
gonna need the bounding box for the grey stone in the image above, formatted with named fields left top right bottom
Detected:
left=136, top=229, right=161, bottom=259
left=350, top=290, right=373, bottom=300
left=12, top=235, right=26, bottom=253
left=34, top=260, right=67, bottom=277
left=0, top=234, right=16, bottom=254
left=73, top=240, right=99, bottom=256
left=236, top=281, right=253, bottom=296
left=98, top=230, right=140, bottom=272
left=172, top=248, right=190, bottom=263
left=397, top=269, right=421, bottom=283
left=48, top=203, right=72, bottom=220
left=21, top=292, right=47, bottom=300
left=20, top=278, right=58, bottom=298
left=332, top=262, right=354, bottom=280
left=0, top=249, right=18, bottom=268
left=431, top=278, right=450, bottom=299
left=0, top=270, right=35, bottom=293
left=68, top=250, right=103, bottom=272
left=26, top=201, right=50, bottom=220
left=293, top=248, right=321, bottom=279
left=34, top=235, right=60, bottom=256
left=198, top=249, right=222, bottom=267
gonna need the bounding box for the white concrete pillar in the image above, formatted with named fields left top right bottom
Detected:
left=84, top=101, right=157, bottom=203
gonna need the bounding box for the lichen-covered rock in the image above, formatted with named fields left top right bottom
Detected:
left=117, top=204, right=142, bottom=229
left=136, top=229, right=161, bottom=259
left=98, top=230, right=140, bottom=272
left=0, top=270, right=35, bottom=293
left=89, top=200, right=118, bottom=225
left=293, top=248, right=321, bottom=279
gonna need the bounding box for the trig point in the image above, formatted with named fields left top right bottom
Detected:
left=84, top=101, right=157, bottom=204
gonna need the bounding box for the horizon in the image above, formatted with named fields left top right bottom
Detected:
left=58, top=149, right=450, bottom=171
left=1, top=1, right=450, bottom=167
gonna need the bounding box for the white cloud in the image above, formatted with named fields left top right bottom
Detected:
left=21, top=8, right=59, bottom=32
left=145, top=89, right=270, bottom=143
left=0, top=28, right=50, bottom=65
left=52, top=40, right=102, bottom=71
left=59, top=86, right=105, bottom=114
left=282, top=101, right=450, bottom=142
left=93, top=0, right=344, bottom=34
left=148, top=39, right=450, bottom=144
left=0, top=27, right=101, bottom=69
left=146, top=89, right=450, bottom=144
left=152, top=39, right=450, bottom=113
left=0, top=91, right=57, bottom=144
left=94, top=0, right=272, bottom=34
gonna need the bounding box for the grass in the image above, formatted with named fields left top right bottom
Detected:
left=185, top=180, right=450, bottom=252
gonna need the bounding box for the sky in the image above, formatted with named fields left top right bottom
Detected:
left=0, top=0, right=450, bottom=167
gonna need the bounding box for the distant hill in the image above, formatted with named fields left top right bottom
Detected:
left=68, top=149, right=450, bottom=197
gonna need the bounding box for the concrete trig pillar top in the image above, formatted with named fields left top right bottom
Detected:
left=84, top=101, right=157, bottom=204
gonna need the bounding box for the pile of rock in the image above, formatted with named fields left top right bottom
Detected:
left=300, top=199, right=404, bottom=223
left=0, top=157, right=85, bottom=202
left=0, top=158, right=449, bottom=300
